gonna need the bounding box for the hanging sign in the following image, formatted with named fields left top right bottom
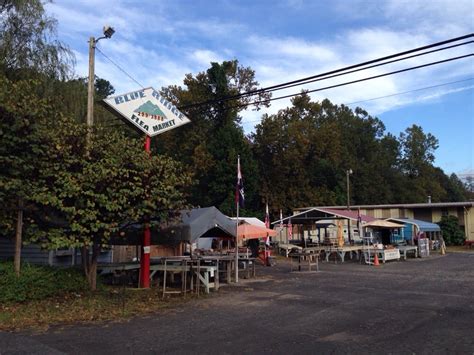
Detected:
left=103, top=87, right=190, bottom=137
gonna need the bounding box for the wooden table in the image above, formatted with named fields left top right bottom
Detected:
left=323, top=245, right=362, bottom=263
left=396, top=245, right=418, bottom=260
left=278, top=243, right=303, bottom=257
left=362, top=248, right=400, bottom=263
left=195, top=255, right=256, bottom=282
left=289, top=252, right=319, bottom=272
left=153, top=258, right=218, bottom=297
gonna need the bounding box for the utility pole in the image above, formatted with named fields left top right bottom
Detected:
left=346, top=169, right=352, bottom=209
left=87, top=26, right=115, bottom=138
left=87, top=36, right=96, bottom=131
left=346, top=169, right=353, bottom=244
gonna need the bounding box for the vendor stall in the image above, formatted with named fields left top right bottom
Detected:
left=361, top=220, right=405, bottom=264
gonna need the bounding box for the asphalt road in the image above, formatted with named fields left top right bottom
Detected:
left=1, top=252, right=473, bottom=354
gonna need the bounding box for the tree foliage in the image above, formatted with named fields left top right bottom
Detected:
left=0, top=75, right=192, bottom=289
left=437, top=215, right=465, bottom=246
left=252, top=93, right=469, bottom=217
left=158, top=60, right=270, bottom=215
left=399, top=124, right=439, bottom=177
left=0, top=0, right=74, bottom=80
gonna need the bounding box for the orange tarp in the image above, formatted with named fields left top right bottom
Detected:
left=237, top=223, right=276, bottom=240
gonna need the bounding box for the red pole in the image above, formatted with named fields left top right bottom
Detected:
left=140, top=135, right=152, bottom=288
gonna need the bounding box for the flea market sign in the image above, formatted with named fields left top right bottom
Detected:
left=103, top=87, right=190, bottom=137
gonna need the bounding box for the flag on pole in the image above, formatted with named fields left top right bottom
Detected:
left=265, top=203, right=270, bottom=229
left=265, top=203, right=271, bottom=246
left=279, top=209, right=283, bottom=229
left=235, top=156, right=244, bottom=208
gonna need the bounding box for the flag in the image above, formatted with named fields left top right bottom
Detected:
left=235, top=156, right=244, bottom=208
left=265, top=203, right=271, bottom=246
left=279, top=209, right=283, bottom=229
left=265, top=203, right=270, bottom=229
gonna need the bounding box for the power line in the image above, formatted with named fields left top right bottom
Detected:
left=179, top=33, right=474, bottom=110
left=238, top=77, right=474, bottom=125
left=344, top=78, right=474, bottom=106
left=104, top=70, right=473, bottom=129
left=228, top=53, right=473, bottom=111
left=95, top=33, right=472, bottom=115
left=95, top=33, right=473, bottom=128
left=95, top=46, right=146, bottom=89
left=262, top=40, right=473, bottom=95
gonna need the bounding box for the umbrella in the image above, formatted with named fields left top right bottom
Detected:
left=337, top=220, right=344, bottom=247
left=237, top=223, right=276, bottom=240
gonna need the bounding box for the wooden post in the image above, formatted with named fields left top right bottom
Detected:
left=14, top=205, right=23, bottom=277
left=140, top=135, right=152, bottom=288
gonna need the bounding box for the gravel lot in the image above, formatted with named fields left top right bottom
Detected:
left=1, top=252, right=473, bottom=354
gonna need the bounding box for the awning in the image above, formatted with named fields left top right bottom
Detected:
left=271, top=207, right=377, bottom=226
left=387, top=218, right=441, bottom=232
left=230, top=217, right=266, bottom=227
left=238, top=223, right=276, bottom=240
left=362, top=220, right=405, bottom=228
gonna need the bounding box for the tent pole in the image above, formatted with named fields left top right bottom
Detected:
left=235, top=200, right=239, bottom=283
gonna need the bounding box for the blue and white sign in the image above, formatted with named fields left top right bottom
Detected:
left=103, top=87, right=190, bottom=137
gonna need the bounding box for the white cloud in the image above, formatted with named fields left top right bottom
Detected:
left=190, top=49, right=225, bottom=68
left=46, top=0, right=474, bottom=129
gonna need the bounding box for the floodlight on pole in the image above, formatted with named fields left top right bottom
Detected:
left=87, top=26, right=115, bottom=135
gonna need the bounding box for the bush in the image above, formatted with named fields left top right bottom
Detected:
left=437, top=215, right=465, bottom=246
left=0, top=262, right=89, bottom=303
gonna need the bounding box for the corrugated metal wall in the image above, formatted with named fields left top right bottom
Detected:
left=0, top=238, right=112, bottom=266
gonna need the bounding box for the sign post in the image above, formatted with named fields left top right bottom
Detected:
left=103, top=87, right=190, bottom=288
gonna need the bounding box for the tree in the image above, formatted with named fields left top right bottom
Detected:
left=252, top=94, right=405, bottom=215
left=437, top=215, right=465, bottom=246
left=399, top=124, right=439, bottom=178
left=0, top=0, right=74, bottom=276
left=158, top=60, right=270, bottom=215
left=0, top=0, right=74, bottom=80
left=29, top=121, right=192, bottom=290
left=0, top=76, right=55, bottom=275
left=0, top=76, right=191, bottom=288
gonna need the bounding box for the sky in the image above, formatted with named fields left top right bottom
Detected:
left=45, top=0, right=474, bottom=176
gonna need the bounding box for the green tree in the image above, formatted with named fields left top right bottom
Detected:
left=159, top=60, right=270, bottom=215
left=252, top=94, right=404, bottom=215
left=0, top=0, right=74, bottom=80
left=437, top=215, right=465, bottom=246
left=399, top=124, right=439, bottom=178
left=0, top=76, right=191, bottom=288
left=30, top=122, right=191, bottom=290
left=0, top=76, right=55, bottom=275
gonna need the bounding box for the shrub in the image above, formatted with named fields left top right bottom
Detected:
left=0, top=262, right=89, bottom=303
left=437, top=215, right=465, bottom=246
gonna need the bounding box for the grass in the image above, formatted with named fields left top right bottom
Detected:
left=0, top=287, right=195, bottom=332
left=446, top=245, right=474, bottom=253
left=0, top=262, right=89, bottom=303
left=0, top=262, right=199, bottom=331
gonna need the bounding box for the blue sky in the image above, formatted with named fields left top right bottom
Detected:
left=46, top=0, right=473, bottom=176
